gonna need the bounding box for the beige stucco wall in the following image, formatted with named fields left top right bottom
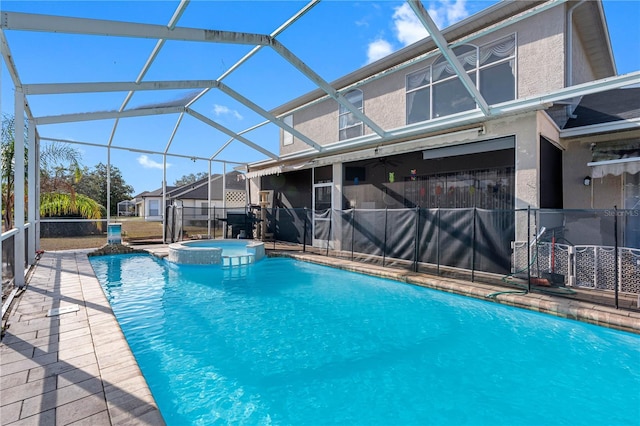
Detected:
left=515, top=6, right=566, bottom=98
left=570, top=19, right=596, bottom=85
left=279, top=4, right=567, bottom=156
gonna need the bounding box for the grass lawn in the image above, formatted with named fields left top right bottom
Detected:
left=38, top=219, right=225, bottom=251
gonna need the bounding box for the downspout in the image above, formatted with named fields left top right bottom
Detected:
left=566, top=0, right=586, bottom=117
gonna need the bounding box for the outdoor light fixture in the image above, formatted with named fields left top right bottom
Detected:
left=583, top=176, right=592, bottom=186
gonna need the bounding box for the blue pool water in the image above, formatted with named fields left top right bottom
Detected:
left=90, top=254, right=640, bottom=426
left=182, top=239, right=252, bottom=257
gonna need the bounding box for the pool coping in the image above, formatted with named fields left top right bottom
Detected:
left=272, top=252, right=640, bottom=335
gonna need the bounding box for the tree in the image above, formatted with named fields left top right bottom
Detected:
left=40, top=192, right=104, bottom=220
left=39, top=142, right=82, bottom=193
left=1, top=114, right=28, bottom=231
left=174, top=172, right=208, bottom=186
left=75, top=163, right=134, bottom=216
left=1, top=115, right=103, bottom=231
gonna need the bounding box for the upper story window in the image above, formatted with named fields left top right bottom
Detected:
left=282, top=114, right=294, bottom=146
left=406, top=34, right=516, bottom=124
left=339, top=89, right=363, bottom=141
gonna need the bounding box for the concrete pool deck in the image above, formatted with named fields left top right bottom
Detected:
left=1, top=245, right=639, bottom=425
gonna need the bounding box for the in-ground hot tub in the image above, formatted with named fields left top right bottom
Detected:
left=168, top=239, right=265, bottom=266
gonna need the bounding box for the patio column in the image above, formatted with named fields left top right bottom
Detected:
left=27, top=118, right=36, bottom=264
left=207, top=160, right=212, bottom=238
left=107, top=147, right=111, bottom=224
left=35, top=132, right=41, bottom=251
left=331, top=162, right=343, bottom=251
left=222, top=162, right=227, bottom=210
left=14, top=89, right=25, bottom=287
left=162, top=154, right=167, bottom=243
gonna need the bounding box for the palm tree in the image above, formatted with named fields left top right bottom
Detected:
left=40, top=192, right=105, bottom=221
left=1, top=113, right=103, bottom=230
left=1, top=114, right=27, bottom=231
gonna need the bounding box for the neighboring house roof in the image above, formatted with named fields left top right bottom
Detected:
left=134, top=186, right=177, bottom=198
left=134, top=172, right=246, bottom=202
left=171, top=171, right=246, bottom=201
left=564, top=88, right=640, bottom=128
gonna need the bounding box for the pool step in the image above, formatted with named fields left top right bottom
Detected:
left=221, top=254, right=255, bottom=268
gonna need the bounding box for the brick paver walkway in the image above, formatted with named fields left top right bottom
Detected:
left=1, top=251, right=164, bottom=425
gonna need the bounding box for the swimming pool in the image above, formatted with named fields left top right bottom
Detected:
left=90, top=254, right=640, bottom=425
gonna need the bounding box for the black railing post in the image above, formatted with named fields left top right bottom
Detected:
left=413, top=206, right=420, bottom=272
left=326, top=209, right=332, bottom=257
left=351, top=209, right=355, bottom=261
left=382, top=208, right=388, bottom=267
left=527, top=206, right=531, bottom=293
left=273, top=207, right=277, bottom=249
left=614, top=205, right=619, bottom=309
left=436, top=208, right=441, bottom=276
left=303, top=208, right=308, bottom=252
left=213, top=206, right=216, bottom=239
left=471, top=207, right=477, bottom=282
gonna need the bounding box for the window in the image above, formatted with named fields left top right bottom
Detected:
left=479, top=36, right=516, bottom=104
left=339, top=89, right=363, bottom=141
left=406, top=35, right=516, bottom=124
left=149, top=199, right=159, bottom=216
left=283, top=114, right=293, bottom=146
left=201, top=202, right=209, bottom=216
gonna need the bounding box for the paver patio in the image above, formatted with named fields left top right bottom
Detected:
left=1, top=250, right=164, bottom=425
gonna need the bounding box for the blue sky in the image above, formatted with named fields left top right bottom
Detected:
left=1, top=0, right=639, bottom=195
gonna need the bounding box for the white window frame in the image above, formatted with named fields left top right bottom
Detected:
left=283, top=114, right=294, bottom=146
left=406, top=33, right=516, bottom=125
left=338, top=89, right=364, bottom=141
left=148, top=199, right=160, bottom=217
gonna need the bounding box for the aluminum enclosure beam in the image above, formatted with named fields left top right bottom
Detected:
left=39, top=136, right=247, bottom=165
left=252, top=71, right=640, bottom=168
left=407, top=0, right=491, bottom=116
left=108, top=0, right=190, bottom=149
left=0, top=28, right=38, bottom=125
left=35, top=106, right=185, bottom=125
left=560, top=117, right=640, bottom=138
left=273, top=0, right=566, bottom=118
left=270, top=39, right=388, bottom=138
left=491, top=70, right=640, bottom=115
left=13, top=90, right=25, bottom=287
left=216, top=81, right=324, bottom=152
left=164, top=113, right=185, bottom=153
left=210, top=120, right=270, bottom=160
left=23, top=80, right=222, bottom=95
left=184, top=0, right=319, bottom=108
left=1, top=12, right=271, bottom=45
left=186, top=108, right=279, bottom=160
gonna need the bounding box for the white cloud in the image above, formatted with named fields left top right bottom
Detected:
left=363, top=1, right=471, bottom=64
left=366, top=39, right=394, bottom=64
left=213, top=104, right=243, bottom=120
left=427, top=0, right=470, bottom=30
left=393, top=3, right=429, bottom=46
left=137, top=155, right=167, bottom=170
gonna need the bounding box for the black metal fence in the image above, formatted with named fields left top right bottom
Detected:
left=174, top=206, right=640, bottom=305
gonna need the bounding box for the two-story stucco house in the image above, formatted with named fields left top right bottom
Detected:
left=244, top=0, right=639, bottom=250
